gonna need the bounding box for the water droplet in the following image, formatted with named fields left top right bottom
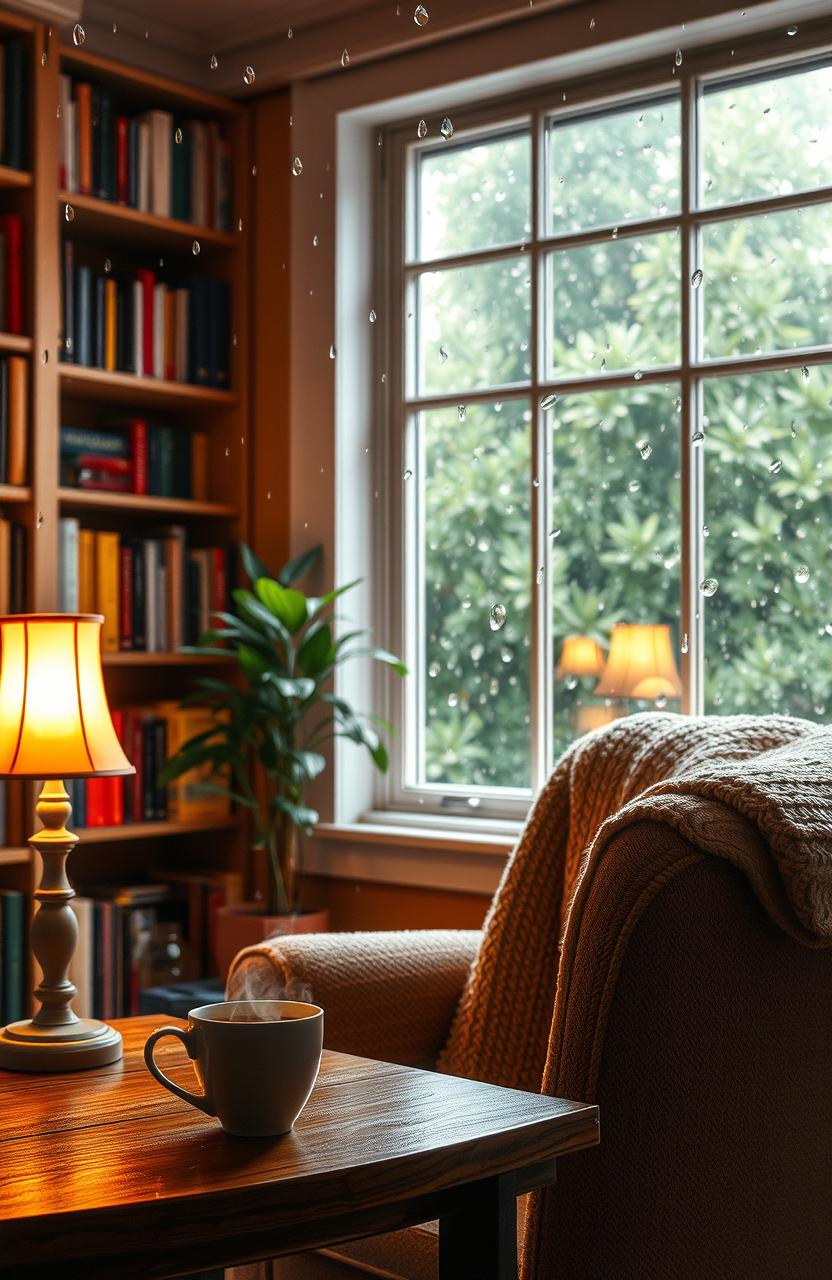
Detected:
left=287, top=27, right=293, bottom=38
left=428, top=661, right=440, bottom=677
left=414, top=4, right=429, bottom=26
left=36, top=510, right=44, bottom=528
left=589, top=16, right=596, bottom=28
left=536, top=565, right=545, bottom=585
left=489, top=603, right=506, bottom=631
left=243, top=66, right=256, bottom=85
left=633, top=369, right=643, bottom=381
left=417, top=119, right=428, bottom=139
left=692, top=431, right=705, bottom=447
left=403, top=468, right=413, bottom=480
left=440, top=117, right=454, bottom=140
left=329, top=344, right=336, bottom=359
left=447, top=692, right=458, bottom=708
left=540, top=393, right=558, bottom=411
left=611, top=226, right=619, bottom=239
left=64, top=202, right=75, bottom=223
left=681, top=632, right=689, bottom=654
left=600, top=357, right=607, bottom=371
left=790, top=420, right=797, bottom=439
left=691, top=268, right=704, bottom=288
left=801, top=364, right=810, bottom=382
left=72, top=23, right=85, bottom=46
left=787, top=25, right=798, bottom=36
left=637, top=439, right=652, bottom=460
left=458, top=404, right=466, bottom=421
left=40, top=349, right=48, bottom=364
left=768, top=458, right=782, bottom=475
left=252, top=164, right=257, bottom=177
left=224, top=446, right=230, bottom=458
left=550, top=527, right=561, bottom=540
left=439, top=345, right=448, bottom=362
left=628, top=479, right=640, bottom=493
left=702, top=524, right=710, bottom=538
left=655, top=693, right=668, bottom=710
left=41, top=50, right=47, bottom=67
left=700, top=577, right=718, bottom=597
left=192, top=239, right=200, bottom=255
left=267, top=489, right=272, bottom=501
left=795, top=564, right=810, bottom=584
left=292, top=156, right=304, bottom=176
left=104, top=258, right=112, bottom=274
left=237, top=217, right=243, bottom=232
left=471, top=642, right=484, bottom=661
left=210, top=54, right=218, bottom=70
left=341, top=48, right=350, bottom=67
left=369, top=308, right=377, bottom=323
left=174, top=127, right=183, bottom=145
left=675, top=48, right=683, bottom=65
left=312, top=234, right=319, bottom=247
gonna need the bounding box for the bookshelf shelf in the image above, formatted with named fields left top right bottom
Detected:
left=0, top=165, right=31, bottom=189
left=0, top=483, right=31, bottom=503
left=59, top=364, right=238, bottom=408
left=58, top=487, right=239, bottom=518
left=60, top=47, right=240, bottom=117
left=59, top=190, right=238, bottom=253
left=0, top=333, right=32, bottom=354
left=102, top=651, right=233, bottom=666
left=0, top=847, right=31, bottom=867
left=76, top=816, right=240, bottom=843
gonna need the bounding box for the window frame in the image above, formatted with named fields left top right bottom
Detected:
left=377, top=25, right=832, bottom=819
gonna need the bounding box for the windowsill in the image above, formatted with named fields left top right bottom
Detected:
left=307, top=813, right=520, bottom=895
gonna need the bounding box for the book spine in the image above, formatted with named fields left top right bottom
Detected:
left=76, top=266, right=93, bottom=367
left=58, top=75, right=72, bottom=188
left=0, top=357, right=8, bottom=485
left=76, top=82, right=92, bottom=195
left=61, top=240, right=75, bottom=363
left=128, top=119, right=139, bottom=208
left=104, top=278, right=117, bottom=372
left=130, top=419, right=148, bottom=495
left=119, top=544, right=133, bottom=650
left=95, top=530, right=120, bottom=652
left=116, top=115, right=129, bottom=204
left=78, top=528, right=95, bottom=612
left=144, top=541, right=158, bottom=651
left=132, top=538, right=147, bottom=650
left=94, top=275, right=105, bottom=369
left=137, top=269, right=154, bottom=377
left=164, top=288, right=176, bottom=382
left=191, top=431, right=208, bottom=501
left=10, top=522, right=24, bottom=613
left=159, top=426, right=174, bottom=498
left=130, top=715, right=144, bottom=822
left=174, top=288, right=189, bottom=383
left=131, top=278, right=143, bottom=375
left=59, top=517, right=80, bottom=612
left=152, top=283, right=165, bottom=379
left=99, top=90, right=114, bottom=200
left=153, top=717, right=168, bottom=819
left=6, top=355, right=27, bottom=486
left=137, top=119, right=151, bottom=213
left=90, top=87, right=101, bottom=198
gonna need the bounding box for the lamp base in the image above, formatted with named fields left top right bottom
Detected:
left=0, top=1017, right=123, bottom=1072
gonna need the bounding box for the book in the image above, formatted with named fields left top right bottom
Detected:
left=76, top=82, right=92, bottom=194
left=6, top=355, right=26, bottom=485
left=78, top=527, right=95, bottom=612
left=3, top=38, right=26, bottom=172
left=95, top=530, right=120, bottom=652
left=0, top=213, right=23, bottom=335
left=61, top=240, right=75, bottom=362
left=1, top=889, right=23, bottom=1024
left=76, top=265, right=93, bottom=366
left=59, top=517, right=80, bottom=612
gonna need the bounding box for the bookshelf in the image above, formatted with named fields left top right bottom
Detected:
left=0, top=16, right=253, bottom=1018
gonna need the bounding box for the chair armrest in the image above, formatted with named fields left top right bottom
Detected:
left=226, top=930, right=481, bottom=1068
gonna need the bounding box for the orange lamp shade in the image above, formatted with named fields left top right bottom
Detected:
left=0, top=615, right=134, bottom=779
left=555, top=635, right=605, bottom=680
left=594, top=623, right=682, bottom=701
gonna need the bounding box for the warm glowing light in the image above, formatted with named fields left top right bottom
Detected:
left=594, top=623, right=682, bottom=701
left=0, top=615, right=134, bottom=778
left=556, top=635, right=605, bottom=679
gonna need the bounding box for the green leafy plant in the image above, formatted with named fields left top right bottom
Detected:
left=159, top=544, right=406, bottom=915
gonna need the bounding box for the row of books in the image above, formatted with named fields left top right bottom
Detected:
left=58, top=520, right=235, bottom=653
left=0, top=38, right=26, bottom=171
left=60, top=246, right=230, bottom=388
left=68, top=865, right=242, bottom=1020
left=0, top=518, right=25, bottom=614
left=0, top=214, right=23, bottom=334
left=0, top=355, right=26, bottom=485
left=60, top=422, right=209, bottom=498
left=58, top=75, right=232, bottom=231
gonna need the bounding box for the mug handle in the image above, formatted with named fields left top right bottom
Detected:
left=144, top=1025, right=214, bottom=1116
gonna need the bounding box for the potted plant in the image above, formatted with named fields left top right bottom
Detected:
left=160, top=543, right=406, bottom=976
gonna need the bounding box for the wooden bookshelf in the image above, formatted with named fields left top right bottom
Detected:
left=0, top=19, right=253, bottom=1015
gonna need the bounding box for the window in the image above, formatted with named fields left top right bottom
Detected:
left=383, top=37, right=832, bottom=814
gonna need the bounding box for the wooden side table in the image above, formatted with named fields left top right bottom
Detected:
left=0, top=1015, right=599, bottom=1279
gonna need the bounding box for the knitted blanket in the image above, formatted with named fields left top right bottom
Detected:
left=439, top=712, right=832, bottom=1092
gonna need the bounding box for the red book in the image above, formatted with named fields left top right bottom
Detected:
left=0, top=215, right=23, bottom=334
left=136, top=269, right=155, bottom=376
left=79, top=454, right=131, bottom=475
left=116, top=116, right=129, bottom=204
left=85, top=778, right=109, bottom=826
left=211, top=547, right=227, bottom=614
left=105, top=710, right=125, bottom=825
left=129, top=419, right=148, bottom=495
left=119, top=546, right=133, bottom=651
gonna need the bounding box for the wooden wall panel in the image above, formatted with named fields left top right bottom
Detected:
left=300, top=874, right=491, bottom=932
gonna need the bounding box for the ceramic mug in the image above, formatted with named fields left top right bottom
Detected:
left=144, top=999, right=324, bottom=1136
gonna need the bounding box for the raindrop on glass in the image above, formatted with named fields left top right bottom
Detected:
left=41, top=349, right=48, bottom=364
left=341, top=48, right=350, bottom=67
left=41, top=50, right=47, bottom=67
left=64, top=202, right=75, bottom=223
left=702, top=524, right=710, bottom=538
left=243, top=66, right=256, bottom=85
left=681, top=632, right=689, bottom=654
left=329, top=344, right=336, bottom=359
left=691, top=268, right=704, bottom=288
left=312, top=234, right=319, bottom=247
left=403, top=468, right=413, bottom=480
left=489, top=603, right=507, bottom=632
left=633, top=369, right=643, bottom=381
left=417, top=119, right=428, bottom=139
left=801, top=364, right=810, bottom=382
left=369, top=308, right=377, bottom=323
left=768, top=458, right=782, bottom=475
left=692, top=431, right=705, bottom=447
left=252, top=164, right=257, bottom=176
left=210, top=54, right=218, bottom=70
left=428, top=661, right=440, bottom=677
left=237, top=217, right=243, bottom=232
left=795, top=564, right=810, bottom=584
left=192, top=239, right=200, bottom=255
left=628, top=479, right=640, bottom=493
left=36, top=510, right=44, bottom=528
left=536, top=566, right=545, bottom=585
left=292, top=156, right=304, bottom=176
left=589, top=16, right=596, bottom=28
left=104, top=257, right=112, bottom=274
left=174, top=127, right=183, bottom=145
left=414, top=5, right=429, bottom=26
left=440, top=117, right=454, bottom=140
left=72, top=23, right=85, bottom=47
left=787, top=25, right=798, bottom=36
left=699, top=577, right=718, bottom=597
left=550, top=527, right=561, bottom=539
left=458, top=404, right=466, bottom=421
left=540, top=393, right=558, bottom=411
left=439, top=345, right=448, bottom=363
left=637, top=439, right=652, bottom=460
left=675, top=48, right=683, bottom=65
left=288, top=27, right=293, bottom=38
left=112, top=23, right=117, bottom=34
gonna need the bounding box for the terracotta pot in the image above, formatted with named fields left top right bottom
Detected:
left=215, top=903, right=331, bottom=982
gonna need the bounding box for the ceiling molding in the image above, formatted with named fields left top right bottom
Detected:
left=4, top=0, right=80, bottom=23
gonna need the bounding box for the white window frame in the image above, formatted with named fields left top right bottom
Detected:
left=374, top=24, right=832, bottom=820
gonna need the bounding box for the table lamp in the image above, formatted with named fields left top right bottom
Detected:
left=594, top=622, right=682, bottom=702
left=555, top=634, right=605, bottom=682
left=0, top=614, right=134, bottom=1072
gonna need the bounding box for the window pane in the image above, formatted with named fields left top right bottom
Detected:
left=414, top=257, right=531, bottom=395
left=549, top=97, right=681, bottom=234
left=416, top=131, right=531, bottom=261
left=702, top=204, right=832, bottom=360
left=547, top=232, right=680, bottom=379
left=702, top=367, right=832, bottom=720
left=551, top=384, right=682, bottom=759
left=418, top=399, right=531, bottom=789
left=701, top=61, right=832, bottom=208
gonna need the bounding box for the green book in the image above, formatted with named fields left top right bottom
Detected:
left=1, top=889, right=24, bottom=1024
left=171, top=124, right=191, bottom=222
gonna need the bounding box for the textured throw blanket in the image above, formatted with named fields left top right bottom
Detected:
left=439, top=712, right=832, bottom=1093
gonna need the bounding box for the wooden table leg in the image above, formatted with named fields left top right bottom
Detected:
left=438, top=1172, right=518, bottom=1280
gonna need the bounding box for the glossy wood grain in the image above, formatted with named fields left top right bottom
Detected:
left=0, top=1016, right=599, bottom=1278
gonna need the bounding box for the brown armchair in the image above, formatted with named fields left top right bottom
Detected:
left=227, top=715, right=832, bottom=1279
